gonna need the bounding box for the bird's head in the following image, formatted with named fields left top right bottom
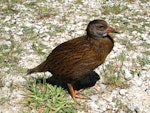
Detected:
left=86, top=19, right=119, bottom=38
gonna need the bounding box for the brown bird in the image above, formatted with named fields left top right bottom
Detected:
left=27, top=19, right=119, bottom=100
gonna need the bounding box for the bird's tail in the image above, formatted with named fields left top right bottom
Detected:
left=26, top=60, right=48, bottom=75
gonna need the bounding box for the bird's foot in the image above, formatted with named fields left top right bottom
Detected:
left=73, top=94, right=86, bottom=99
left=72, top=91, right=87, bottom=105
left=67, top=83, right=87, bottom=104
left=75, top=89, right=83, bottom=95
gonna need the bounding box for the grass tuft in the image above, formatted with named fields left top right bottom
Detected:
left=112, top=98, right=133, bottom=113
left=24, top=78, right=76, bottom=113
left=139, top=55, right=150, bottom=67
left=102, top=3, right=128, bottom=15
left=119, top=39, right=135, bottom=51
left=124, top=0, right=135, bottom=2
left=75, top=0, right=83, bottom=4
left=102, top=64, right=129, bottom=88
left=36, top=5, right=58, bottom=19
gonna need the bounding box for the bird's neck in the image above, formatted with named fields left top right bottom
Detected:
left=88, top=35, right=114, bottom=55
left=86, top=34, right=114, bottom=44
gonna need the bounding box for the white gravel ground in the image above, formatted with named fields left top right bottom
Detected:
left=0, top=0, right=150, bottom=113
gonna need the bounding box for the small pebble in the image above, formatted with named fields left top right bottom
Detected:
left=5, top=80, right=13, bottom=87
left=135, top=79, right=143, bottom=87
left=90, top=95, right=98, bottom=101
left=99, top=83, right=107, bottom=89
left=119, top=89, right=127, bottom=96
left=4, top=16, right=11, bottom=22
left=124, top=69, right=133, bottom=80
left=89, top=102, right=99, bottom=110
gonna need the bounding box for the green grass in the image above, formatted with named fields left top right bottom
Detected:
left=0, top=35, right=23, bottom=73
left=21, top=26, right=39, bottom=42
left=24, top=79, right=76, bottom=113
left=50, top=24, right=66, bottom=33
left=83, top=88, right=94, bottom=96
left=0, top=97, right=10, bottom=105
left=142, top=42, right=150, bottom=49
left=75, top=0, right=83, bottom=4
left=143, top=51, right=150, bottom=56
left=22, top=26, right=34, bottom=35
left=105, top=75, right=128, bottom=88
left=102, top=64, right=129, bottom=88
left=112, top=98, right=133, bottom=113
left=140, top=0, right=149, bottom=3
left=49, top=24, right=66, bottom=36
left=117, top=52, right=126, bottom=64
left=124, top=0, right=136, bottom=2
left=139, top=55, right=150, bottom=67
left=0, top=0, right=23, bottom=3
left=119, top=38, right=135, bottom=51
left=101, top=3, right=128, bottom=15
left=102, top=52, right=130, bottom=88
left=36, top=5, right=58, bottom=19
left=32, top=42, right=47, bottom=55
left=24, top=1, right=37, bottom=8
left=0, top=73, right=4, bottom=88
left=0, top=0, right=22, bottom=15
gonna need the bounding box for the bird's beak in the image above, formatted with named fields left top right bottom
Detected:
left=106, top=27, right=120, bottom=34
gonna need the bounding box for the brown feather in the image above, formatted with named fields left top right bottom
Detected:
left=27, top=19, right=118, bottom=84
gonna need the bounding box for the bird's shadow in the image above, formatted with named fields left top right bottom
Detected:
left=38, top=71, right=100, bottom=92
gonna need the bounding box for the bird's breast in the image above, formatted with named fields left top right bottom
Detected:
left=91, top=36, right=114, bottom=63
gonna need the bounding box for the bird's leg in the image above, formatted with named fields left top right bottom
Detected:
left=75, top=89, right=83, bottom=95
left=67, top=83, right=86, bottom=100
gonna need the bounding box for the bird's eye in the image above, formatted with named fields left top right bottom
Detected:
left=98, top=25, right=104, bottom=28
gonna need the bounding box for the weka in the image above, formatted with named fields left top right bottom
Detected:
left=27, top=19, right=119, bottom=99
